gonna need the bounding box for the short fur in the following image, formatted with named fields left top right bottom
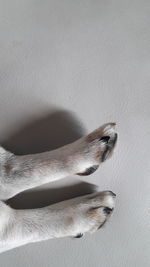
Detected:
left=0, top=122, right=117, bottom=253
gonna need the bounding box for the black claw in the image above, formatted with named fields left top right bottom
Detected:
left=103, top=207, right=113, bottom=215
left=75, top=233, right=83, bottom=238
left=101, top=146, right=110, bottom=162
left=77, top=165, right=99, bottom=176
left=98, top=219, right=107, bottom=229
left=100, top=136, right=110, bottom=143
left=110, top=133, right=118, bottom=146
left=101, top=133, right=118, bottom=162
left=107, top=191, right=116, bottom=197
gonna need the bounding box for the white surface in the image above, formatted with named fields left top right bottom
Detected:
left=0, top=0, right=150, bottom=266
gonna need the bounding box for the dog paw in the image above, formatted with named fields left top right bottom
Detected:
left=74, top=123, right=118, bottom=176
left=71, top=191, right=116, bottom=237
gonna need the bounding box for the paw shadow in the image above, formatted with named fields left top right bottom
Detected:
left=2, top=109, right=85, bottom=155
left=7, top=181, right=98, bottom=209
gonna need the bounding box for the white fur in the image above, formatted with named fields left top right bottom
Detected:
left=0, top=123, right=117, bottom=253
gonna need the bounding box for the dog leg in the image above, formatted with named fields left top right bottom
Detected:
left=0, top=191, right=116, bottom=253
left=0, top=123, right=117, bottom=199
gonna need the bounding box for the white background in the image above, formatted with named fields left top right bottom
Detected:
left=0, top=0, right=150, bottom=266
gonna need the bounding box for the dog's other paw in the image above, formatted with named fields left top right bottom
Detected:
left=69, top=191, right=116, bottom=237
